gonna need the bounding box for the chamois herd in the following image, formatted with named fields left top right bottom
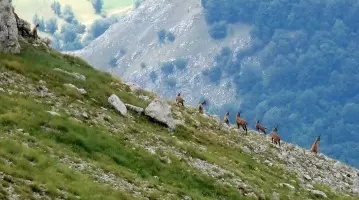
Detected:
left=175, top=93, right=321, bottom=154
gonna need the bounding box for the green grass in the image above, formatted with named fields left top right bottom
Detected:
left=0, top=43, right=356, bottom=200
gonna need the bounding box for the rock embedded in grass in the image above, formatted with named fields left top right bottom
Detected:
left=108, top=94, right=127, bottom=116
left=145, top=98, right=176, bottom=129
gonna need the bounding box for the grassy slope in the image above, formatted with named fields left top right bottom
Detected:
left=0, top=44, right=356, bottom=200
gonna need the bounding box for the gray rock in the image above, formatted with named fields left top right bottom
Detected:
left=304, top=174, right=312, bottom=181
left=183, top=195, right=192, bottom=200
left=311, top=190, right=327, bottom=198
left=139, top=95, right=151, bottom=102
left=64, top=83, right=87, bottom=94
left=54, top=68, right=86, bottom=80
left=125, top=104, right=144, bottom=114
left=145, top=99, right=176, bottom=129
left=272, top=192, right=280, bottom=200
left=333, top=161, right=342, bottom=170
left=46, top=111, right=60, bottom=116
left=0, top=0, right=20, bottom=53
left=242, top=146, right=251, bottom=153
left=280, top=183, right=296, bottom=191
left=108, top=94, right=127, bottom=116
left=127, top=82, right=142, bottom=94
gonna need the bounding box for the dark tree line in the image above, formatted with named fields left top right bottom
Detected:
left=202, top=0, right=359, bottom=167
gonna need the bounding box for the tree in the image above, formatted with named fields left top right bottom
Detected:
left=45, top=18, right=58, bottom=34
left=51, top=1, right=61, bottom=16
left=134, top=0, right=143, bottom=9
left=160, top=62, right=175, bottom=75
left=158, top=29, right=167, bottom=43
left=108, top=57, right=117, bottom=68
left=63, top=5, right=75, bottom=23
left=166, top=32, right=176, bottom=43
left=173, top=58, right=188, bottom=70
left=150, top=71, right=157, bottom=82
left=60, top=24, right=77, bottom=43
left=165, top=77, right=177, bottom=88
left=89, top=17, right=118, bottom=39
left=208, top=21, right=228, bottom=39
left=91, top=0, right=104, bottom=14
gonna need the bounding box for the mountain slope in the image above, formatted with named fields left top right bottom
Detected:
left=71, top=0, right=252, bottom=109
left=70, top=0, right=359, bottom=169
left=1, top=40, right=359, bottom=199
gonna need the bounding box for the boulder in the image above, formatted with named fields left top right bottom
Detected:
left=272, top=192, right=280, bottom=200
left=145, top=99, right=176, bottom=129
left=0, top=0, right=20, bottom=53
left=125, top=104, right=144, bottom=114
left=108, top=94, right=127, bottom=116
left=64, top=83, right=87, bottom=94
left=54, top=68, right=86, bottom=81
left=127, top=82, right=142, bottom=94
left=310, top=190, right=327, bottom=198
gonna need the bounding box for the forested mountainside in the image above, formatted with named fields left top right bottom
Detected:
left=72, top=0, right=359, bottom=168
left=201, top=0, right=359, bottom=168
left=12, top=0, right=136, bottom=51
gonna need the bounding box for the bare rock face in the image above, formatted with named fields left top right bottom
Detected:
left=0, top=0, right=20, bottom=53
left=108, top=94, right=128, bottom=116
left=145, top=98, right=176, bottom=129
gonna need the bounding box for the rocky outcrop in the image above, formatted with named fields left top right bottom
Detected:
left=0, top=0, right=20, bottom=53
left=125, top=104, right=144, bottom=115
left=54, top=68, right=86, bottom=80
left=64, top=83, right=87, bottom=94
left=145, top=99, right=176, bottom=129
left=108, top=94, right=127, bottom=116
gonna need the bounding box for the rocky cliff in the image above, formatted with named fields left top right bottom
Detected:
left=0, top=0, right=20, bottom=53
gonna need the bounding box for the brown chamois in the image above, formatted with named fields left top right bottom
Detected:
left=271, top=125, right=281, bottom=147
left=198, top=100, right=206, bottom=114
left=32, top=24, right=40, bottom=39
left=255, top=120, right=267, bottom=134
left=236, top=111, right=248, bottom=134
left=175, top=92, right=185, bottom=107
left=311, top=135, right=321, bottom=154
left=223, top=112, right=230, bottom=125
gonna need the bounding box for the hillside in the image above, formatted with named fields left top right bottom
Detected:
left=1, top=30, right=359, bottom=200
left=71, top=0, right=252, bottom=109
left=70, top=0, right=359, bottom=169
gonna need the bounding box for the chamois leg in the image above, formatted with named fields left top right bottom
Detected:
left=237, top=124, right=239, bottom=129
left=241, top=125, right=247, bottom=134
left=278, top=140, right=281, bottom=147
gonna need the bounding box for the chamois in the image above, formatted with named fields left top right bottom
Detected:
left=176, top=93, right=185, bottom=107
left=271, top=125, right=281, bottom=147
left=32, top=24, right=40, bottom=39
left=255, top=120, right=267, bottom=134
left=223, top=112, right=230, bottom=125
left=236, top=111, right=248, bottom=134
left=198, top=100, right=206, bottom=114
left=311, top=135, right=321, bottom=154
